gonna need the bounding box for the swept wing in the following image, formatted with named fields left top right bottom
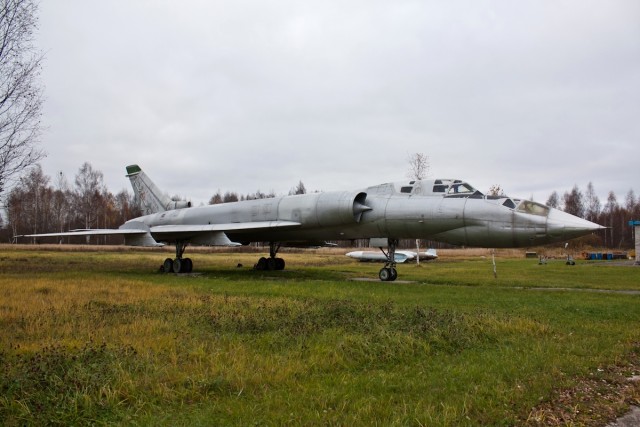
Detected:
left=20, top=221, right=302, bottom=247
left=146, top=221, right=301, bottom=245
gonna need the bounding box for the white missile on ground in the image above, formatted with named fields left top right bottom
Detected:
left=346, top=249, right=437, bottom=263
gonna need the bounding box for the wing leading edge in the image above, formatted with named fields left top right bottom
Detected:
left=18, top=220, right=302, bottom=247
left=18, top=229, right=147, bottom=238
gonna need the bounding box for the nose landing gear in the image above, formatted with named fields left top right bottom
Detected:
left=378, top=238, right=399, bottom=282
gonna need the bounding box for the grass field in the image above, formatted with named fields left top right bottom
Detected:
left=1, top=245, right=639, bottom=426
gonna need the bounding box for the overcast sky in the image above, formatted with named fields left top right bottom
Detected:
left=35, top=0, right=640, bottom=206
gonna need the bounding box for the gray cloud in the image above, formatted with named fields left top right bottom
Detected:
left=36, top=0, right=640, bottom=206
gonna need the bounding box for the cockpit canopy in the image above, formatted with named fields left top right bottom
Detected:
left=514, top=200, right=550, bottom=216
left=389, top=179, right=551, bottom=215
left=392, top=179, right=484, bottom=197
left=432, top=179, right=480, bottom=196
left=432, top=179, right=484, bottom=198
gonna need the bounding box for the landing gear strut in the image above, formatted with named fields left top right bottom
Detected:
left=254, top=242, right=286, bottom=271
left=162, top=240, right=193, bottom=273
left=378, top=238, right=398, bottom=282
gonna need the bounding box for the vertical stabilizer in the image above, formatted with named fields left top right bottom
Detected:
left=126, top=165, right=174, bottom=215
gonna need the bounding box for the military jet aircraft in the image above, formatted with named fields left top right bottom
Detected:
left=21, top=165, right=603, bottom=281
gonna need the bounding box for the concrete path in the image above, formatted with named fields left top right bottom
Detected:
left=607, top=406, right=640, bottom=427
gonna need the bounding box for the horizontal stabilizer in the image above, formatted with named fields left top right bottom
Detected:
left=17, top=224, right=163, bottom=247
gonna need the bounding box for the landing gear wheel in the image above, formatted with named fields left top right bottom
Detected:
left=255, top=243, right=287, bottom=272
left=172, top=258, right=182, bottom=273
left=163, top=258, right=174, bottom=273
left=183, top=258, right=193, bottom=273
left=255, top=257, right=268, bottom=271
left=379, top=267, right=398, bottom=282
left=162, top=240, right=192, bottom=274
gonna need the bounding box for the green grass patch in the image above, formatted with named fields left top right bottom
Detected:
left=0, top=247, right=639, bottom=425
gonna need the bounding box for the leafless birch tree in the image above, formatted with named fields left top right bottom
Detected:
left=406, top=152, right=430, bottom=181
left=0, top=0, right=44, bottom=196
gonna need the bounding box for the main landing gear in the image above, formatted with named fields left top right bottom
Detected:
left=254, top=242, right=286, bottom=271
left=378, top=239, right=399, bottom=282
left=162, top=241, right=193, bottom=273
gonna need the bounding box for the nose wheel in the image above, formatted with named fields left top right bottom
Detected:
left=379, top=267, right=398, bottom=281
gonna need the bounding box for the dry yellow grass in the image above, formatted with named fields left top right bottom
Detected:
left=2, top=247, right=638, bottom=425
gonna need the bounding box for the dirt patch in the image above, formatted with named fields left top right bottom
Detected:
left=525, top=345, right=640, bottom=426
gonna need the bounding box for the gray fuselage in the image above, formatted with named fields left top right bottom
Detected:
left=126, top=179, right=599, bottom=248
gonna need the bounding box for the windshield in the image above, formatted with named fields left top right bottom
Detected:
left=516, top=200, right=550, bottom=217
left=448, top=182, right=476, bottom=195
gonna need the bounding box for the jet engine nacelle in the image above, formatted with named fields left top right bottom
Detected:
left=279, top=191, right=371, bottom=227
left=316, top=191, right=370, bottom=226
left=166, top=200, right=191, bottom=210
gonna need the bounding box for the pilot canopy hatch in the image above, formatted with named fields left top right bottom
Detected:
left=515, top=200, right=550, bottom=216
left=383, top=179, right=484, bottom=197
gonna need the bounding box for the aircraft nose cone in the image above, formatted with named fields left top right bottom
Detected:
left=547, top=208, right=604, bottom=239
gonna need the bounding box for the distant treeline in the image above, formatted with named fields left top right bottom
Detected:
left=545, top=183, right=639, bottom=250
left=3, top=163, right=141, bottom=245
left=3, top=164, right=639, bottom=249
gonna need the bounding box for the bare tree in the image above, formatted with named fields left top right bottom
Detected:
left=208, top=190, right=240, bottom=204
left=222, top=191, right=238, bottom=203
left=289, top=180, right=306, bottom=195
left=0, top=0, right=45, bottom=196
left=406, top=152, right=430, bottom=181
left=74, top=162, right=105, bottom=229
left=604, top=191, right=619, bottom=215
left=209, top=190, right=223, bottom=205
left=244, top=189, right=275, bottom=200
left=546, top=191, right=561, bottom=209
left=602, top=191, right=619, bottom=248
left=5, top=183, right=22, bottom=238
left=6, top=163, right=49, bottom=236
left=563, top=185, right=584, bottom=218
left=625, top=189, right=637, bottom=216
left=51, top=171, right=71, bottom=233
left=584, top=182, right=601, bottom=222
left=114, top=189, right=140, bottom=223
left=406, top=152, right=430, bottom=263
left=488, top=184, right=505, bottom=197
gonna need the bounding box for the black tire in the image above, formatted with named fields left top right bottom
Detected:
left=163, top=258, right=174, bottom=273
left=183, top=258, right=193, bottom=273
left=255, top=257, right=268, bottom=271
left=172, top=258, right=182, bottom=273
left=389, top=268, right=398, bottom=281
left=275, top=258, right=285, bottom=271
left=379, top=268, right=391, bottom=281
